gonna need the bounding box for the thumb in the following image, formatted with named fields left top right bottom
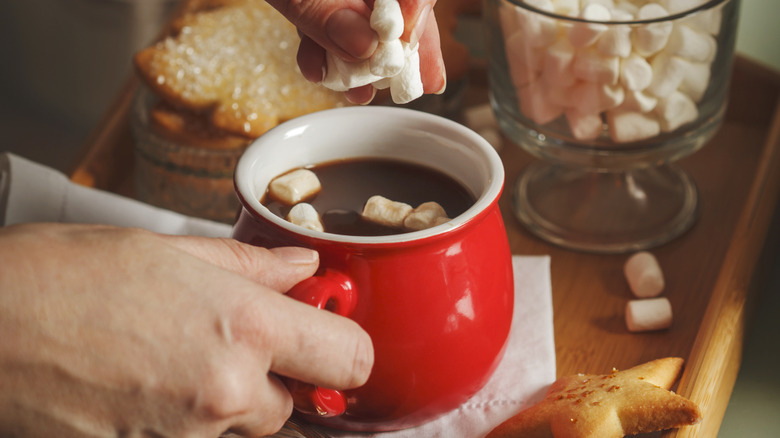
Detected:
left=160, top=234, right=320, bottom=292
left=267, top=0, right=378, bottom=61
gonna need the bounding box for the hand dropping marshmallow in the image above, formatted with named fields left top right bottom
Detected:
left=320, top=0, right=424, bottom=104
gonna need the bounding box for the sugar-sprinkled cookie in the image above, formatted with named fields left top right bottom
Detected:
left=487, top=357, right=701, bottom=438
left=134, top=0, right=348, bottom=138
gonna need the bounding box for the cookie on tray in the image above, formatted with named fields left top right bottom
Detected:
left=487, top=357, right=702, bottom=438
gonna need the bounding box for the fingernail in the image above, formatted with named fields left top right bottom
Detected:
left=327, top=9, right=378, bottom=59
left=435, top=72, right=447, bottom=95
left=409, top=5, right=432, bottom=46
left=345, top=85, right=376, bottom=105
left=271, top=247, right=319, bottom=265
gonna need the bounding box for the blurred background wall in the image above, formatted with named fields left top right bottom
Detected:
left=735, top=0, right=780, bottom=71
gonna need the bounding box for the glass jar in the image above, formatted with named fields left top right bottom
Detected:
left=483, top=0, right=740, bottom=252
left=130, top=86, right=251, bottom=224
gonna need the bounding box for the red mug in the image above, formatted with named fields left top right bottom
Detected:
left=231, top=107, right=514, bottom=432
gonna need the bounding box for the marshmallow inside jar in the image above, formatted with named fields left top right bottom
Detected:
left=483, top=0, right=740, bottom=161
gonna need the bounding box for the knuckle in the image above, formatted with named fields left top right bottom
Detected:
left=195, top=361, right=251, bottom=420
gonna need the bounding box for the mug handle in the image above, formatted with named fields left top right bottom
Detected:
left=284, top=269, right=358, bottom=417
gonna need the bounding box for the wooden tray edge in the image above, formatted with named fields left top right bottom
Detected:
left=665, top=86, right=780, bottom=437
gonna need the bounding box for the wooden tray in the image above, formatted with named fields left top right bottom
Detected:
left=71, top=55, right=780, bottom=437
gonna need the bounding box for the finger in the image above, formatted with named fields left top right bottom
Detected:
left=195, top=350, right=293, bottom=437
left=344, top=84, right=377, bottom=104
left=297, top=34, right=326, bottom=83
left=236, top=292, right=374, bottom=390
left=160, top=235, right=319, bottom=292
left=267, top=0, right=378, bottom=61
left=416, top=13, right=447, bottom=94
left=399, top=0, right=437, bottom=45
left=223, top=375, right=293, bottom=438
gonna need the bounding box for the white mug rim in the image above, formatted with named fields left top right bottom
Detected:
left=234, top=106, right=505, bottom=244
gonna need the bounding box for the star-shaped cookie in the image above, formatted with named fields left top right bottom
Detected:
left=487, top=357, right=702, bottom=438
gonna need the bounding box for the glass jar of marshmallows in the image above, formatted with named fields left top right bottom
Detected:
left=483, top=0, right=740, bottom=252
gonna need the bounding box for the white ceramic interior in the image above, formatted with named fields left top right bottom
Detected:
left=234, top=106, right=504, bottom=243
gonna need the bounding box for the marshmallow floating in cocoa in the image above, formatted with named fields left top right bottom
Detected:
left=268, top=169, right=321, bottom=205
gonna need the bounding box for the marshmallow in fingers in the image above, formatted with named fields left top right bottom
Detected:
left=371, top=0, right=404, bottom=41
left=370, top=39, right=406, bottom=77
left=390, top=44, right=424, bottom=104
left=320, top=0, right=424, bottom=104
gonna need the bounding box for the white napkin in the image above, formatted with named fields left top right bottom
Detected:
left=0, top=152, right=232, bottom=237
left=1, top=152, right=556, bottom=438
left=290, top=255, right=556, bottom=438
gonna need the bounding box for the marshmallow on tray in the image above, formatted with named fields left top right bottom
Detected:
left=320, top=0, right=423, bottom=104
left=624, top=251, right=665, bottom=298
left=625, top=297, right=673, bottom=332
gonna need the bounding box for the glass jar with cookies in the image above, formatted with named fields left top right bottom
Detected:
left=131, top=0, right=350, bottom=223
